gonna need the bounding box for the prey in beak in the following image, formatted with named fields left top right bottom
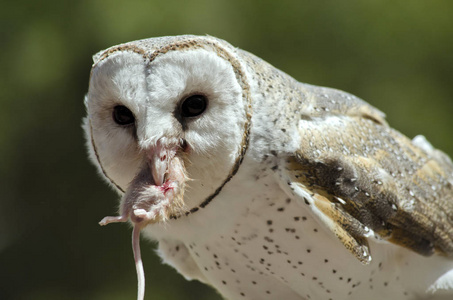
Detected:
left=99, top=139, right=188, bottom=300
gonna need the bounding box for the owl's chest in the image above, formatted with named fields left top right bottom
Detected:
left=151, top=157, right=432, bottom=300
left=163, top=169, right=404, bottom=300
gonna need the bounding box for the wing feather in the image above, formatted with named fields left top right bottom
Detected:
left=279, top=88, right=453, bottom=260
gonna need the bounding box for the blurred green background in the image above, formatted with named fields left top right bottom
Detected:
left=1, top=1, right=452, bottom=299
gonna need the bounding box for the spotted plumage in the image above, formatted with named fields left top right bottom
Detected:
left=84, top=35, right=453, bottom=299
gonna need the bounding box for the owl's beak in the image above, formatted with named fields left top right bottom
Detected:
left=148, top=141, right=177, bottom=186
left=147, top=139, right=188, bottom=188
left=134, top=139, right=187, bottom=221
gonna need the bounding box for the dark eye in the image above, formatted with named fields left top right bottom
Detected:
left=112, top=105, right=135, bottom=125
left=181, top=95, right=207, bottom=118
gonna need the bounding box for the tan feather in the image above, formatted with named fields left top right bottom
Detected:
left=280, top=86, right=453, bottom=260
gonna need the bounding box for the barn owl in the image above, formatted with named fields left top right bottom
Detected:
left=84, top=35, right=453, bottom=300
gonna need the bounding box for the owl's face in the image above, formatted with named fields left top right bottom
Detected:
left=84, top=41, right=249, bottom=220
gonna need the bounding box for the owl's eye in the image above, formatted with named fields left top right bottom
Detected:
left=181, top=95, right=207, bottom=118
left=113, top=105, right=135, bottom=126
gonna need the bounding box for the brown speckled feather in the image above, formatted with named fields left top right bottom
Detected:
left=282, top=92, right=453, bottom=260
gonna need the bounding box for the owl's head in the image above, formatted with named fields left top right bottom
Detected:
left=84, top=36, right=252, bottom=222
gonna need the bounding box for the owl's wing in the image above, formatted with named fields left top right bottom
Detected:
left=277, top=86, right=453, bottom=264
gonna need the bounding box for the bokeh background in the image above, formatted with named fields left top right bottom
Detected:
left=1, top=1, right=452, bottom=299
